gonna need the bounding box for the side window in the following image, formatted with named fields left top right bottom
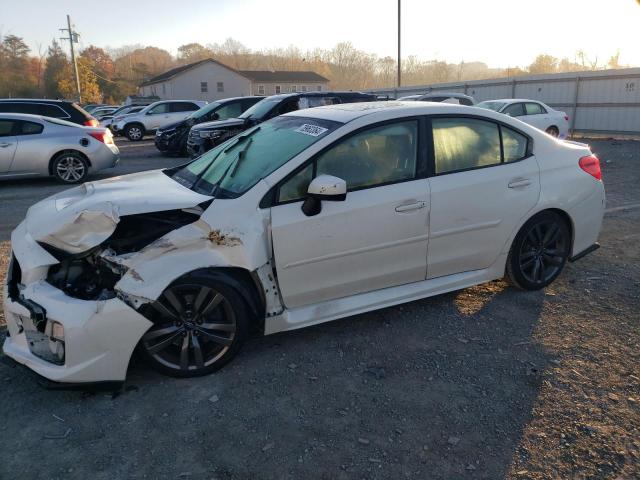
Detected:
left=278, top=163, right=314, bottom=203
left=148, top=103, right=169, bottom=114
left=16, top=121, right=44, bottom=135
left=501, top=127, right=528, bottom=162
left=459, top=98, right=474, bottom=106
left=0, top=120, right=15, bottom=136
left=502, top=103, right=525, bottom=117
left=171, top=102, right=199, bottom=113
left=307, top=97, right=339, bottom=107
left=432, top=117, right=501, bottom=174
left=525, top=102, right=545, bottom=115
left=274, top=99, right=299, bottom=116
left=42, top=104, right=68, bottom=118
left=316, top=121, right=418, bottom=190
left=214, top=102, right=243, bottom=120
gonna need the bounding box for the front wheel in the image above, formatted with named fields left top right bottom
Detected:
left=506, top=211, right=570, bottom=290
left=139, top=273, right=250, bottom=377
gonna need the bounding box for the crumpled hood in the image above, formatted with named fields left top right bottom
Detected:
left=25, top=169, right=212, bottom=254
left=191, top=117, right=246, bottom=132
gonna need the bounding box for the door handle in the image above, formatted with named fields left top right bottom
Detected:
left=508, top=179, right=532, bottom=189
left=0, top=142, right=12, bottom=148
left=395, top=201, right=426, bottom=212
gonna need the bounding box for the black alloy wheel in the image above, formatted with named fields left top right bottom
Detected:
left=139, top=274, right=249, bottom=377
left=506, top=211, right=570, bottom=290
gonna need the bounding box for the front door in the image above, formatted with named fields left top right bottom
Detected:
left=426, top=116, right=540, bottom=278
left=271, top=120, right=429, bottom=308
left=0, top=119, right=17, bottom=173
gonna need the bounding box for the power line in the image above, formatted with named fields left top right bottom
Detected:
left=59, top=15, right=81, bottom=102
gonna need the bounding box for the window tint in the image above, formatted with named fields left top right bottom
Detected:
left=148, top=103, right=170, bottom=114
left=278, top=163, right=314, bottom=202
left=0, top=102, right=40, bottom=115
left=274, top=99, right=299, bottom=116
left=17, top=121, right=43, bottom=135
left=42, top=104, right=68, bottom=118
left=171, top=102, right=199, bottom=113
left=502, top=103, right=525, bottom=117
left=501, top=127, right=528, bottom=162
left=525, top=102, right=545, bottom=115
left=304, top=97, right=339, bottom=108
left=215, top=102, right=243, bottom=120
left=0, top=120, right=14, bottom=136
left=316, top=121, right=418, bottom=190
left=432, top=118, right=501, bottom=173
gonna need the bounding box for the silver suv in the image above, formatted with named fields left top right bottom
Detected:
left=114, top=100, right=207, bottom=141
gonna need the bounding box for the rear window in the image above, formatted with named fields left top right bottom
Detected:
left=0, top=102, right=41, bottom=115
left=69, top=102, right=93, bottom=119
left=18, top=121, right=44, bottom=135
left=42, top=104, right=69, bottom=118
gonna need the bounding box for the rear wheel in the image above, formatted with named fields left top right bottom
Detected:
left=506, top=211, right=570, bottom=290
left=545, top=126, right=559, bottom=137
left=52, top=151, right=88, bottom=184
left=139, top=273, right=250, bottom=377
left=125, top=123, right=145, bottom=141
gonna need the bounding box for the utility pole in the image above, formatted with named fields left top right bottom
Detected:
left=60, top=15, right=81, bottom=103
left=397, top=0, right=401, bottom=88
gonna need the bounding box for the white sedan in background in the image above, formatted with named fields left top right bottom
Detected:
left=0, top=113, right=119, bottom=184
left=3, top=102, right=604, bottom=383
left=476, top=99, right=569, bottom=138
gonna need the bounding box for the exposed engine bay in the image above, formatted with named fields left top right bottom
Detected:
left=44, top=209, right=201, bottom=301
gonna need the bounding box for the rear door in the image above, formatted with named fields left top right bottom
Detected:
left=170, top=102, right=200, bottom=125
left=10, top=120, right=46, bottom=174
left=426, top=116, right=540, bottom=278
left=0, top=119, right=18, bottom=173
left=523, top=102, right=549, bottom=130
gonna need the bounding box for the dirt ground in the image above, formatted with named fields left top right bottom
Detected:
left=0, top=139, right=638, bottom=480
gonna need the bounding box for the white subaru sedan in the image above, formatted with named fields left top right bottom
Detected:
left=476, top=99, right=570, bottom=139
left=2, top=102, right=604, bottom=383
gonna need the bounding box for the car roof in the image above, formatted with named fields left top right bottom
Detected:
left=284, top=101, right=523, bottom=124
left=217, top=96, right=264, bottom=103
left=485, top=98, right=545, bottom=104
left=0, top=98, right=72, bottom=104
left=0, top=112, right=47, bottom=121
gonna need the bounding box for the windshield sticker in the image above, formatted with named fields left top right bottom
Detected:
left=295, top=124, right=328, bottom=137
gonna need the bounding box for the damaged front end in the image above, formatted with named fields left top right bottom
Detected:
left=43, top=209, right=202, bottom=302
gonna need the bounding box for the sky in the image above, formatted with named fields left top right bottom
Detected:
left=1, top=0, right=640, bottom=68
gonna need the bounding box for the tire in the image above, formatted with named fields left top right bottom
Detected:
left=52, top=151, right=89, bottom=184
left=139, top=272, right=251, bottom=378
left=506, top=211, right=571, bottom=290
left=545, top=126, right=559, bottom=137
left=125, top=123, right=145, bottom=141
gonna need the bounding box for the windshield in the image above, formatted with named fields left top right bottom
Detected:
left=171, top=115, right=341, bottom=198
left=188, top=102, right=221, bottom=120
left=476, top=101, right=506, bottom=112
left=239, top=97, right=283, bottom=120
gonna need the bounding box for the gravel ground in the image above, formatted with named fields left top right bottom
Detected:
left=0, top=139, right=638, bottom=480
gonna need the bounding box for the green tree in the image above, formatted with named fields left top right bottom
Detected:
left=43, top=40, right=69, bottom=98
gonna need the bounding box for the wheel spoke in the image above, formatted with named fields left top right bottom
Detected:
left=151, top=300, right=180, bottom=322
left=521, top=256, right=536, bottom=270
left=191, top=333, right=204, bottom=368
left=193, top=287, right=212, bottom=314
left=543, top=225, right=560, bottom=246
left=196, top=327, right=233, bottom=346
left=198, top=293, right=224, bottom=319
left=143, top=325, right=179, bottom=341
left=163, top=289, right=184, bottom=316
left=532, top=258, right=541, bottom=282
left=180, top=333, right=190, bottom=370
left=147, top=331, right=182, bottom=354
left=200, top=322, right=236, bottom=333
left=543, top=254, right=563, bottom=266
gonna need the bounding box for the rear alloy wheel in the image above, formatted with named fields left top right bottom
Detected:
left=545, top=126, right=559, bottom=137
left=506, top=211, right=570, bottom=290
left=139, top=274, right=249, bottom=377
left=52, top=152, right=88, bottom=184
left=125, top=124, right=145, bottom=141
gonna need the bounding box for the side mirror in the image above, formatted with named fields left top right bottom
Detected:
left=210, top=112, right=220, bottom=121
left=301, top=175, right=347, bottom=216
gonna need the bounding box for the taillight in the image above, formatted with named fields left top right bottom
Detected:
left=84, top=118, right=99, bottom=127
left=579, top=155, right=602, bottom=181
left=88, top=131, right=114, bottom=145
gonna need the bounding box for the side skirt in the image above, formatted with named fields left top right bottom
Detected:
left=265, top=253, right=507, bottom=335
